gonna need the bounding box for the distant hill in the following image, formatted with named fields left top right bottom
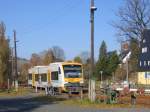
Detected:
left=17, top=57, right=29, bottom=70
left=18, top=57, right=29, bottom=64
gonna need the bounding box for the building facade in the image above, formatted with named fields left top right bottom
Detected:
left=138, top=29, right=150, bottom=84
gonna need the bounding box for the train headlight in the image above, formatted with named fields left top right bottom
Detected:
left=80, top=79, right=84, bottom=83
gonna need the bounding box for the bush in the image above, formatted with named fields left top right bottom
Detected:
left=0, top=83, right=8, bottom=90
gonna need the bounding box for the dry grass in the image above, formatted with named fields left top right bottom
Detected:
left=0, top=87, right=33, bottom=97
left=62, top=97, right=150, bottom=109
left=119, top=95, right=150, bottom=108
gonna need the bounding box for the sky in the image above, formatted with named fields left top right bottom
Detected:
left=0, top=0, right=123, bottom=60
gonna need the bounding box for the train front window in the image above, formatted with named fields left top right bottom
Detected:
left=63, top=65, right=82, bottom=78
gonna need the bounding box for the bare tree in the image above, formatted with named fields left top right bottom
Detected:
left=18, top=63, right=30, bottom=84
left=52, top=46, right=65, bottom=62
left=43, top=49, right=55, bottom=65
left=79, top=51, right=90, bottom=64
left=0, top=23, right=5, bottom=37
left=113, top=0, right=150, bottom=41
left=30, top=53, right=42, bottom=66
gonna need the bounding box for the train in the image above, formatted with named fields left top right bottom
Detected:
left=28, top=62, right=84, bottom=92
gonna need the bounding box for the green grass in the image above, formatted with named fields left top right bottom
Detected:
left=62, top=98, right=146, bottom=109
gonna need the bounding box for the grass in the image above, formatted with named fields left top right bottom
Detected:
left=62, top=98, right=148, bottom=109
left=31, top=95, right=66, bottom=103
left=0, top=87, right=34, bottom=97
left=0, top=87, right=150, bottom=109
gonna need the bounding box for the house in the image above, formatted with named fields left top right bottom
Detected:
left=138, top=29, right=150, bottom=85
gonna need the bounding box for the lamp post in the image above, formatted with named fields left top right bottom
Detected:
left=126, top=58, right=129, bottom=82
left=100, top=71, right=103, bottom=85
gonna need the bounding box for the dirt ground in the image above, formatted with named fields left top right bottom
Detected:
left=96, top=94, right=150, bottom=108
left=119, top=95, right=150, bottom=107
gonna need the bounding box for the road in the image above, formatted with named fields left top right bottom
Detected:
left=0, top=95, right=150, bottom=112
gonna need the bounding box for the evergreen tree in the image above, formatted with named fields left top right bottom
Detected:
left=83, top=58, right=90, bottom=79
left=107, top=51, right=120, bottom=77
left=96, top=41, right=108, bottom=79
left=74, top=56, right=82, bottom=63
left=0, top=22, right=10, bottom=85
left=99, top=41, right=107, bottom=58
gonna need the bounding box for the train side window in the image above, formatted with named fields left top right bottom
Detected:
left=51, top=71, right=58, bottom=80
left=28, top=74, right=32, bottom=80
left=35, top=74, right=39, bottom=81
left=41, top=73, right=47, bottom=82
left=58, top=67, right=61, bottom=74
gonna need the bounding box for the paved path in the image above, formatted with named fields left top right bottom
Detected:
left=0, top=95, right=150, bottom=112
left=33, top=104, right=150, bottom=112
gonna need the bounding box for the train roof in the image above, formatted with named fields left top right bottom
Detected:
left=49, top=62, right=82, bottom=66
left=33, top=66, right=49, bottom=68
left=28, top=65, right=49, bottom=74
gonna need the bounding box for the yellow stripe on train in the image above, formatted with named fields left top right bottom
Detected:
left=64, top=78, right=82, bottom=83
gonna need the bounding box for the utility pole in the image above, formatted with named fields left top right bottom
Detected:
left=89, top=0, right=97, bottom=102
left=14, top=30, right=18, bottom=92
left=11, top=48, right=14, bottom=87
left=7, top=38, right=11, bottom=93
left=90, top=0, right=96, bottom=79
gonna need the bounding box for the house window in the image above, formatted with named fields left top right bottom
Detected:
left=148, top=61, right=150, bottom=66
left=139, top=61, right=142, bottom=66
left=142, top=47, right=147, bottom=53
left=143, top=39, right=146, bottom=43
left=144, top=61, right=147, bottom=66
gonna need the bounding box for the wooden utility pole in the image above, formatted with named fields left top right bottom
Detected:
left=11, top=48, right=14, bottom=87
left=89, top=0, right=97, bottom=102
left=14, top=30, right=18, bottom=92
left=90, top=0, right=97, bottom=78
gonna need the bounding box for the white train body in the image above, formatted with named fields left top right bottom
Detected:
left=28, top=62, right=84, bottom=91
left=28, top=66, right=50, bottom=88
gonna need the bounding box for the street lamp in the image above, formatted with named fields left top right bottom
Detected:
left=126, top=58, right=129, bottom=83
left=88, top=0, right=97, bottom=102
left=100, top=71, right=103, bottom=85
left=123, top=51, right=131, bottom=83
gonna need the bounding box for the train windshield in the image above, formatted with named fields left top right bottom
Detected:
left=63, top=65, right=82, bottom=78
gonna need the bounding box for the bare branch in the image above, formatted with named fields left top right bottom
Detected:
left=113, top=0, right=150, bottom=41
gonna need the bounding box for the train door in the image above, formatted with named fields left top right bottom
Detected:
left=47, top=69, right=51, bottom=85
